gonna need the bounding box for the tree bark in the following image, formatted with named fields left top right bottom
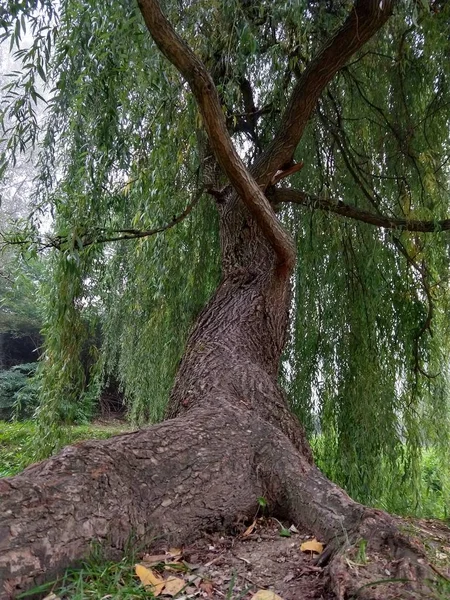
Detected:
left=0, top=196, right=433, bottom=599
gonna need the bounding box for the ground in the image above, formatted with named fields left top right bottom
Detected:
left=36, top=514, right=450, bottom=600
left=2, top=420, right=450, bottom=599
left=140, top=517, right=450, bottom=600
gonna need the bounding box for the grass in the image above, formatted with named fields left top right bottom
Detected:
left=0, top=420, right=131, bottom=477
left=17, top=548, right=152, bottom=600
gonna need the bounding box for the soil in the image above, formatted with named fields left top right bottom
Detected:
left=142, top=516, right=450, bottom=600
left=145, top=519, right=332, bottom=599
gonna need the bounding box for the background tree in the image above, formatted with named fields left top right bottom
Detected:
left=1, top=0, right=450, bottom=598
left=0, top=34, right=44, bottom=361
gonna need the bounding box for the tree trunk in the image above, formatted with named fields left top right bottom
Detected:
left=0, top=195, right=432, bottom=599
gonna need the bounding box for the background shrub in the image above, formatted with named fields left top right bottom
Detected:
left=0, top=363, right=40, bottom=420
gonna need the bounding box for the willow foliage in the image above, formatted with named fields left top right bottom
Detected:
left=1, top=0, right=450, bottom=510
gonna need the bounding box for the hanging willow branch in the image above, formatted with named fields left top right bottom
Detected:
left=0, top=188, right=204, bottom=251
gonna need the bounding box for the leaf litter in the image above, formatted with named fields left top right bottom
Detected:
left=134, top=518, right=333, bottom=599
left=41, top=516, right=450, bottom=599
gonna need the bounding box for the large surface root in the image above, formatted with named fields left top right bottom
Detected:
left=326, top=525, right=434, bottom=600
left=0, top=405, right=444, bottom=599
left=0, top=406, right=263, bottom=598
left=257, top=428, right=443, bottom=599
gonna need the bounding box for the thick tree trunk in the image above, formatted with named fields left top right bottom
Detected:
left=0, top=195, right=432, bottom=599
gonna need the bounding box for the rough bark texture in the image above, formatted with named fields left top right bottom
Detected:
left=0, top=195, right=432, bottom=600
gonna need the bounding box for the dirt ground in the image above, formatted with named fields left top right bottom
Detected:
left=140, top=516, right=450, bottom=600
left=145, top=519, right=332, bottom=599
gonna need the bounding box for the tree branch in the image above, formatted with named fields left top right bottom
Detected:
left=274, top=186, right=445, bottom=380
left=272, top=188, right=450, bottom=233
left=137, top=0, right=295, bottom=271
left=253, top=0, right=396, bottom=186
left=86, top=187, right=203, bottom=247
left=1, top=189, right=203, bottom=251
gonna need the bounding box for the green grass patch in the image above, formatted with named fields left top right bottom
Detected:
left=0, top=420, right=131, bottom=477
left=311, top=434, right=450, bottom=521
left=17, top=547, right=152, bottom=600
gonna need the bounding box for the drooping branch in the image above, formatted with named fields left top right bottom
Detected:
left=274, top=186, right=445, bottom=380
left=252, top=0, right=397, bottom=186
left=76, top=187, right=204, bottom=248
left=272, top=188, right=450, bottom=233
left=137, top=0, right=295, bottom=271
left=0, top=189, right=203, bottom=251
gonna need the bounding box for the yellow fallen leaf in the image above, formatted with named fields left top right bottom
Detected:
left=242, top=519, right=257, bottom=537
left=251, top=591, right=284, bottom=600
left=163, top=576, right=186, bottom=596
left=135, top=564, right=165, bottom=596
left=300, top=538, right=323, bottom=554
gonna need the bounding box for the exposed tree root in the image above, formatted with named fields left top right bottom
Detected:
left=0, top=403, right=438, bottom=600
left=325, top=522, right=433, bottom=599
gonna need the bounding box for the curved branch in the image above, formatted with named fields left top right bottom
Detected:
left=80, top=187, right=203, bottom=247
left=137, top=0, right=295, bottom=271
left=253, top=0, right=396, bottom=186
left=1, top=190, right=203, bottom=251
left=273, top=188, right=450, bottom=233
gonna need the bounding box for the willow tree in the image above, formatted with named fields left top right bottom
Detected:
left=2, top=0, right=450, bottom=597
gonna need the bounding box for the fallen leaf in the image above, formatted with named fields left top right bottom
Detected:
left=300, top=538, right=324, bottom=554
left=163, top=576, right=186, bottom=596
left=289, top=524, right=299, bottom=534
left=251, top=591, right=284, bottom=600
left=242, top=519, right=257, bottom=537
left=168, top=547, right=183, bottom=558
left=199, top=580, right=214, bottom=595
left=42, top=594, right=60, bottom=600
left=135, top=564, right=165, bottom=596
